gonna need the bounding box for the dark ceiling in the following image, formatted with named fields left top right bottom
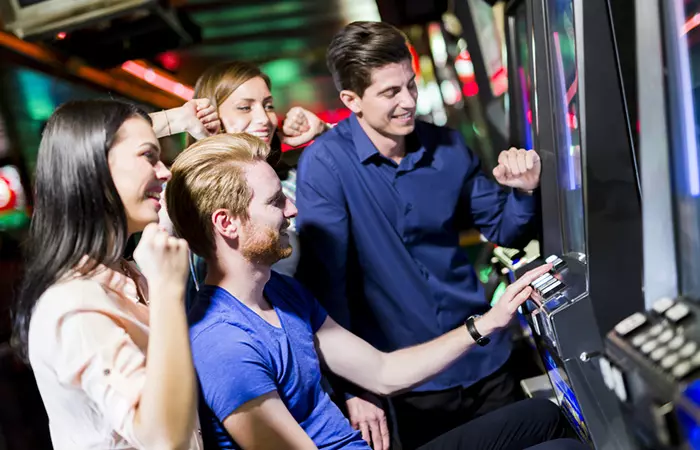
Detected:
left=169, top=0, right=381, bottom=87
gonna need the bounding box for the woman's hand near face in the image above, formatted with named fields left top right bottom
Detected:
left=179, top=99, right=221, bottom=140
left=152, top=99, right=221, bottom=140
left=281, top=106, right=329, bottom=147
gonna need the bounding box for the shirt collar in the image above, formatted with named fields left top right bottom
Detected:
left=350, top=114, right=381, bottom=163
left=349, top=113, right=429, bottom=167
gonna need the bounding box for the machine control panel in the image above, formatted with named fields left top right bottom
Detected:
left=605, top=298, right=700, bottom=449
left=611, top=298, right=696, bottom=381
left=529, top=254, right=568, bottom=301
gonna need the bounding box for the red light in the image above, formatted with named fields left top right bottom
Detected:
left=121, top=60, right=193, bottom=100
left=462, top=81, right=479, bottom=97
left=490, top=67, right=508, bottom=97
left=156, top=51, right=181, bottom=72
left=56, top=32, right=67, bottom=40
left=0, top=176, right=17, bottom=212
left=567, top=112, right=578, bottom=129
left=527, top=109, right=533, bottom=124
left=317, top=108, right=351, bottom=125
left=455, top=49, right=471, bottom=62
left=407, top=43, right=421, bottom=77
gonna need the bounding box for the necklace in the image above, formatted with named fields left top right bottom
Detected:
left=120, top=259, right=149, bottom=306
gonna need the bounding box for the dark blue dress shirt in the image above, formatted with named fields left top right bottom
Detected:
left=295, top=114, right=536, bottom=393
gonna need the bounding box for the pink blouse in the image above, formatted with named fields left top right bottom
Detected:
left=28, top=261, right=203, bottom=450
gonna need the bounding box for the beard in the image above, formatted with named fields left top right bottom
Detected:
left=240, top=222, right=293, bottom=266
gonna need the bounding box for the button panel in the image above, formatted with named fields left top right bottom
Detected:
left=529, top=255, right=569, bottom=302
left=652, top=297, right=675, bottom=315
left=666, top=303, right=691, bottom=323
left=615, top=312, right=648, bottom=337
left=611, top=298, right=700, bottom=382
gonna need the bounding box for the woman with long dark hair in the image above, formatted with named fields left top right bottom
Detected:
left=15, top=100, right=203, bottom=449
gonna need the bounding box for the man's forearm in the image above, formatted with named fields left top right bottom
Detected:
left=374, top=317, right=496, bottom=396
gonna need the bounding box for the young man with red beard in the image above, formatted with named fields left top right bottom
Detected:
left=164, top=133, right=585, bottom=450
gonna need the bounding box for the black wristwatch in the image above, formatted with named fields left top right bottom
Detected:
left=466, top=315, right=490, bottom=346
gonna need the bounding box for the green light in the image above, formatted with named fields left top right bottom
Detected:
left=478, top=265, right=493, bottom=284
left=0, top=210, right=30, bottom=230
left=490, top=281, right=508, bottom=307
left=17, top=69, right=55, bottom=121
left=203, top=16, right=307, bottom=40
left=260, top=59, right=302, bottom=87
left=190, top=39, right=308, bottom=60
left=287, top=80, right=316, bottom=104
left=195, top=3, right=303, bottom=25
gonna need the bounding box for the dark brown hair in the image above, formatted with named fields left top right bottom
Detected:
left=14, top=100, right=150, bottom=358
left=326, top=21, right=411, bottom=97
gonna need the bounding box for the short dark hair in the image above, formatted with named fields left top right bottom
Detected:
left=13, top=99, right=150, bottom=359
left=326, top=21, right=411, bottom=97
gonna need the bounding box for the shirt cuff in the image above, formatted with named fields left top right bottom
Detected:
left=511, top=187, right=537, bottom=207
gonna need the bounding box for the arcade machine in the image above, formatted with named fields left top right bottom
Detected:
left=603, top=0, right=700, bottom=448
left=504, top=0, right=643, bottom=448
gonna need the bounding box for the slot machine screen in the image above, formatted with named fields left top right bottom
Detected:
left=542, top=350, right=592, bottom=444
left=668, top=0, right=700, bottom=298
left=548, top=0, right=585, bottom=257
left=514, top=2, right=534, bottom=149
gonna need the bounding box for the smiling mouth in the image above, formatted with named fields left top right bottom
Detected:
left=249, top=131, right=272, bottom=140
left=393, top=112, right=413, bottom=120
left=144, top=191, right=161, bottom=201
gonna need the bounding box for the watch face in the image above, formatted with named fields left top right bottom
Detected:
left=478, top=336, right=491, bottom=346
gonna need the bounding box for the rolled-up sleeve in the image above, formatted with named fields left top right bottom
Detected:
left=49, top=281, right=148, bottom=448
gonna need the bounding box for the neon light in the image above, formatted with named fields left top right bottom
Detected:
left=553, top=31, right=576, bottom=191
left=121, top=61, right=194, bottom=101
left=408, top=43, right=421, bottom=77
left=462, top=81, right=479, bottom=97
left=490, top=66, right=508, bottom=97
left=519, top=67, right=533, bottom=149
left=157, top=51, right=181, bottom=72
left=566, top=71, right=578, bottom=105
left=682, top=13, right=700, bottom=35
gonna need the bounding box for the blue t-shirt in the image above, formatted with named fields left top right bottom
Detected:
left=189, top=271, right=368, bottom=449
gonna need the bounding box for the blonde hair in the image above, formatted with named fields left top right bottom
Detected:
left=187, top=61, right=272, bottom=147
left=166, top=133, right=271, bottom=258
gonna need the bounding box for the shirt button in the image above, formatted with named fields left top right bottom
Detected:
left=405, top=203, right=413, bottom=213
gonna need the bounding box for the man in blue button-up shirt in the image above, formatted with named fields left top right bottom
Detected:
left=296, top=22, right=541, bottom=450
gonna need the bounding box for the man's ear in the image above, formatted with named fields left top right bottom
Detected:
left=339, top=90, right=362, bottom=115
left=211, top=209, right=240, bottom=240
